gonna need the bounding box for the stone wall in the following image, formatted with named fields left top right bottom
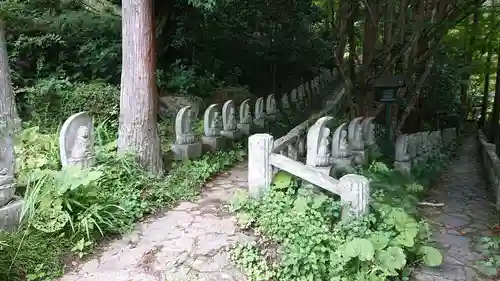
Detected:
left=477, top=130, right=500, bottom=211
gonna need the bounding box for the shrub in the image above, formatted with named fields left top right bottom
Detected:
left=230, top=150, right=451, bottom=281
left=4, top=0, right=121, bottom=86
left=1, top=124, right=246, bottom=280
left=19, top=78, right=119, bottom=132
left=157, top=60, right=221, bottom=98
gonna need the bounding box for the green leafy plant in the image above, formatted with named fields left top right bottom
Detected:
left=230, top=151, right=449, bottom=281
left=476, top=235, right=500, bottom=277
left=1, top=123, right=247, bottom=280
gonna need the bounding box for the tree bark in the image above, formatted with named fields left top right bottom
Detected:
left=489, top=52, right=500, bottom=142
left=0, top=20, right=20, bottom=134
left=118, top=0, right=164, bottom=175
left=479, top=49, right=492, bottom=127
left=0, top=20, right=19, bottom=180
left=479, top=0, right=496, bottom=127
left=360, top=0, right=379, bottom=115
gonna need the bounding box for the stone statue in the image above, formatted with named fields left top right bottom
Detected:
left=238, top=99, right=252, bottom=135
left=361, top=117, right=375, bottom=146
left=306, top=116, right=333, bottom=168
left=204, top=104, right=222, bottom=137
left=332, top=123, right=350, bottom=158
left=298, top=85, right=304, bottom=101
left=228, top=107, right=237, bottom=130
left=281, top=93, right=290, bottom=109
left=316, top=128, right=331, bottom=166
left=395, top=134, right=411, bottom=162
left=348, top=117, right=364, bottom=151
left=172, top=106, right=202, bottom=160
left=254, top=98, right=265, bottom=119
left=353, top=125, right=363, bottom=149
left=67, top=126, right=93, bottom=168
left=0, top=138, right=14, bottom=187
left=239, top=99, right=251, bottom=124
left=221, top=100, right=242, bottom=139
left=60, top=112, right=95, bottom=168
left=253, top=97, right=266, bottom=129
left=202, top=104, right=225, bottom=152
left=265, top=94, right=277, bottom=121
left=175, top=106, right=196, bottom=145
left=290, top=89, right=298, bottom=102
left=222, top=100, right=236, bottom=130
left=394, top=134, right=411, bottom=173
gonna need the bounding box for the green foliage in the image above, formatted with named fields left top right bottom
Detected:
left=230, top=150, right=451, bottom=281
left=3, top=0, right=121, bottom=86
left=19, top=78, right=119, bottom=131
left=157, top=60, right=220, bottom=98
left=476, top=235, right=500, bottom=277
left=0, top=125, right=246, bottom=280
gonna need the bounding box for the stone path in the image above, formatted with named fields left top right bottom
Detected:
left=412, top=137, right=497, bottom=281
left=60, top=136, right=499, bottom=281
left=59, top=162, right=251, bottom=281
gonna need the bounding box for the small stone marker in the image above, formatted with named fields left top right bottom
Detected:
left=265, top=94, right=278, bottom=120
left=347, top=117, right=365, bottom=164
left=237, top=99, right=252, bottom=136
left=171, top=106, right=202, bottom=160
left=331, top=123, right=352, bottom=169
left=253, top=97, right=266, bottom=130
left=60, top=112, right=95, bottom=168
left=221, top=100, right=242, bottom=140
left=0, top=117, right=23, bottom=231
left=394, top=134, right=411, bottom=173
left=306, top=116, right=334, bottom=175
left=201, top=104, right=226, bottom=152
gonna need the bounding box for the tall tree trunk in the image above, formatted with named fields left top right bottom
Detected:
left=480, top=49, right=492, bottom=127
left=489, top=52, right=500, bottom=142
left=490, top=52, right=500, bottom=140
left=360, top=0, right=379, bottom=115
left=479, top=0, right=496, bottom=127
left=0, top=20, right=20, bottom=179
left=0, top=21, right=20, bottom=131
left=118, top=0, right=164, bottom=175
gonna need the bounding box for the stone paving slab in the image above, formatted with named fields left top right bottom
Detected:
left=59, top=162, right=251, bottom=281
left=412, top=137, right=497, bottom=281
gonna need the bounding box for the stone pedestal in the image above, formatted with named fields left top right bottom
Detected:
left=331, top=157, right=354, bottom=178
left=266, top=113, right=277, bottom=122
left=0, top=183, right=15, bottom=206
left=0, top=196, right=24, bottom=232
left=221, top=129, right=242, bottom=141
left=350, top=150, right=366, bottom=166
left=68, top=156, right=96, bottom=169
left=394, top=161, right=411, bottom=174
left=201, top=136, right=226, bottom=152
left=332, top=157, right=352, bottom=169
left=171, top=142, right=202, bottom=160
left=237, top=123, right=252, bottom=135
left=254, top=118, right=265, bottom=131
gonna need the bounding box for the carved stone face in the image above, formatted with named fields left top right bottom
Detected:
left=340, top=130, right=347, bottom=142
left=76, top=126, right=89, bottom=139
